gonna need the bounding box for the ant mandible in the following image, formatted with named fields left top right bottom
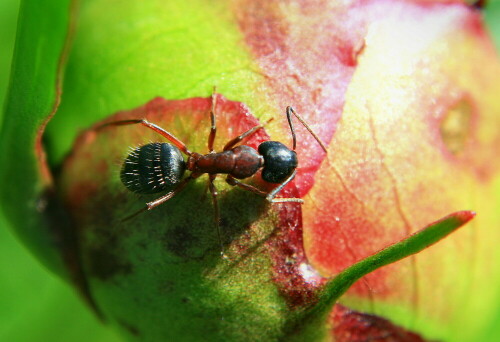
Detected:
left=102, top=88, right=327, bottom=256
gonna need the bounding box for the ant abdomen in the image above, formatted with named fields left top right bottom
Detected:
left=120, top=142, right=186, bottom=194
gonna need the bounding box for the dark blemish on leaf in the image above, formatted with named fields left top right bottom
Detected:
left=331, top=304, right=427, bottom=342
left=163, top=224, right=199, bottom=259
left=118, top=319, right=141, bottom=337
left=218, top=189, right=269, bottom=248
left=440, top=98, right=473, bottom=156
left=159, top=185, right=268, bottom=262
left=87, top=245, right=133, bottom=281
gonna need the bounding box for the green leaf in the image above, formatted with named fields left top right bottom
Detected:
left=0, top=0, right=73, bottom=277
left=287, top=211, right=476, bottom=340
left=0, top=3, right=119, bottom=340
left=485, top=0, right=500, bottom=53
left=0, top=0, right=19, bottom=115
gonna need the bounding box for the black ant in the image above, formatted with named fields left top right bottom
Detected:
left=101, top=89, right=327, bottom=256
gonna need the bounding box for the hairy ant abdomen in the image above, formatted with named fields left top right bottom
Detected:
left=121, top=142, right=186, bottom=194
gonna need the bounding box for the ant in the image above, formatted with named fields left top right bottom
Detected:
left=101, top=89, right=327, bottom=256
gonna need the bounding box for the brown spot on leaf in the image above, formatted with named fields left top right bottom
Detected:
left=163, top=222, right=200, bottom=259
left=440, top=98, right=473, bottom=155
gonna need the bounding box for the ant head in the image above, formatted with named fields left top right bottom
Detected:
left=258, top=141, right=298, bottom=184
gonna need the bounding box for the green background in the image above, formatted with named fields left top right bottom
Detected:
left=0, top=0, right=119, bottom=341
left=0, top=1, right=498, bottom=341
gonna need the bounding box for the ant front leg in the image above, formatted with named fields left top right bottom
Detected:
left=264, top=170, right=304, bottom=203
left=223, top=118, right=274, bottom=151
left=226, top=175, right=268, bottom=197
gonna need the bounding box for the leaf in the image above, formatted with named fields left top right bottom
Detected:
left=0, top=0, right=73, bottom=277
left=0, top=0, right=19, bottom=113
left=287, top=211, right=476, bottom=341
left=0, top=212, right=121, bottom=342
left=319, top=211, right=475, bottom=315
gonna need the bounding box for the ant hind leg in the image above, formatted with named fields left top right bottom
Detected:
left=121, top=173, right=202, bottom=222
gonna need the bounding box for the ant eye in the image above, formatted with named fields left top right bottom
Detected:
left=121, top=143, right=186, bottom=194
left=258, top=141, right=298, bottom=183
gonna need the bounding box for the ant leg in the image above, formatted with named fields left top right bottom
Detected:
left=226, top=175, right=268, bottom=196
left=146, top=175, right=194, bottom=209
left=199, top=180, right=210, bottom=202
left=223, top=118, right=274, bottom=151
left=265, top=170, right=304, bottom=203
left=121, top=173, right=202, bottom=221
left=226, top=174, right=303, bottom=204
left=208, top=86, right=217, bottom=153
left=286, top=106, right=327, bottom=153
left=97, top=119, right=192, bottom=156
left=208, top=174, right=225, bottom=257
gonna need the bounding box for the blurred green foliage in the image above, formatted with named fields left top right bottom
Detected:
left=486, top=0, right=500, bottom=51
left=0, top=214, right=120, bottom=342
left=0, top=1, right=119, bottom=341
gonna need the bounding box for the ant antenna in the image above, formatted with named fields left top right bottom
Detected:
left=285, top=106, right=328, bottom=153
